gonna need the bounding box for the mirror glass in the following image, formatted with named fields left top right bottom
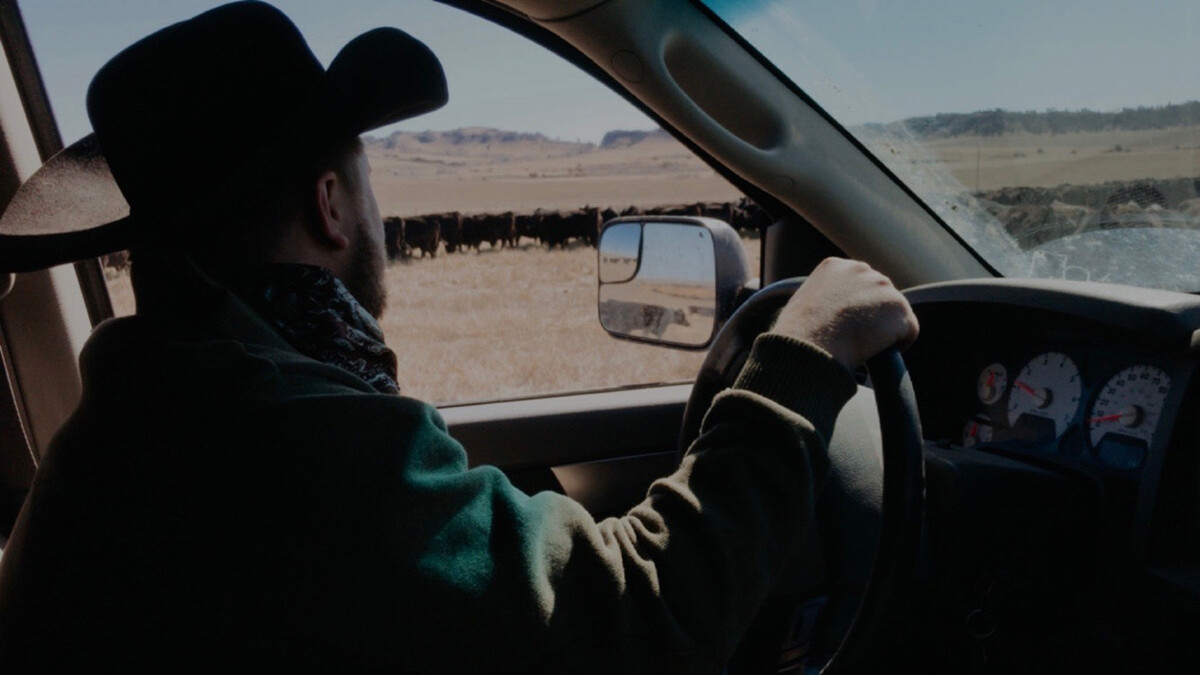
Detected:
left=599, top=222, right=641, bottom=283
left=598, top=222, right=717, bottom=346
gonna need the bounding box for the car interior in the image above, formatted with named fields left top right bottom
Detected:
left=0, top=0, right=1198, bottom=672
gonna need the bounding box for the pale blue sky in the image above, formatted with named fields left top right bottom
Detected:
left=20, top=0, right=659, bottom=144
left=21, top=0, right=1200, bottom=144
left=710, top=0, right=1199, bottom=125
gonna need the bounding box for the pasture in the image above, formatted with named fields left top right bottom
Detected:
left=105, top=235, right=762, bottom=405
left=924, top=127, right=1199, bottom=192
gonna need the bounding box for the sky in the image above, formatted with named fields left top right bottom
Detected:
left=709, top=0, right=1199, bottom=126
left=19, top=0, right=659, bottom=145
left=20, top=0, right=1200, bottom=145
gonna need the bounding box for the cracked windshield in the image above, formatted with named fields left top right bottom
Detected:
left=704, top=0, right=1200, bottom=291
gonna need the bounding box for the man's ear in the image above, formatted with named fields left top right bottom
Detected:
left=311, top=169, right=352, bottom=251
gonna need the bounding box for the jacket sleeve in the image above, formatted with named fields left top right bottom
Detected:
left=259, top=332, right=857, bottom=673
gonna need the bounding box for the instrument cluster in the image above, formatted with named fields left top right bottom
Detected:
left=957, top=349, right=1175, bottom=473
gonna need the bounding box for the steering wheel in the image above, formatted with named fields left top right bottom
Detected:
left=678, top=278, right=925, bottom=674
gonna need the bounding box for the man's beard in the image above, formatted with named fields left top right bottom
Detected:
left=343, top=220, right=387, bottom=319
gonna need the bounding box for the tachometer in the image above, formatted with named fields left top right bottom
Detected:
left=1007, top=352, right=1081, bottom=440
left=1087, top=365, right=1170, bottom=470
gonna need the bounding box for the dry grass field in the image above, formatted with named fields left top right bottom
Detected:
left=381, top=243, right=719, bottom=404
left=105, top=236, right=761, bottom=405
left=924, top=127, right=1199, bottom=192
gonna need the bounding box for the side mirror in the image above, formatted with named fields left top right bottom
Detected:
left=597, top=216, right=752, bottom=349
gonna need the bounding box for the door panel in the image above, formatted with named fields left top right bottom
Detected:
left=443, top=383, right=689, bottom=511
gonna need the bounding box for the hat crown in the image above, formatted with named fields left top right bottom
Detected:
left=86, top=2, right=326, bottom=215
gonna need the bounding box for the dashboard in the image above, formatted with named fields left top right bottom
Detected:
left=892, top=279, right=1200, bottom=669
left=903, top=278, right=1200, bottom=577
left=907, top=279, right=1199, bottom=470
left=914, top=307, right=1192, bottom=483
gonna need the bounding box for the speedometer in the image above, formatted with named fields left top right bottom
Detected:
left=1087, top=365, right=1170, bottom=470
left=1007, top=352, right=1081, bottom=441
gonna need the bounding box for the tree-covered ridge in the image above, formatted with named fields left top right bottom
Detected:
left=863, top=101, right=1200, bottom=138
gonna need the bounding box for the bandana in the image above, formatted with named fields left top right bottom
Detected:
left=236, top=264, right=400, bottom=395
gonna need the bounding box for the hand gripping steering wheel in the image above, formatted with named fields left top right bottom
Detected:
left=678, top=278, right=925, bottom=673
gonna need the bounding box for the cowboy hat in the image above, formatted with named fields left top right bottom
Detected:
left=0, top=0, right=448, bottom=272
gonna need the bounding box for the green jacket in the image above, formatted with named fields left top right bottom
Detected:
left=0, top=258, right=856, bottom=672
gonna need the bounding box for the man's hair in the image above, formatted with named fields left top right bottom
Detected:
left=137, top=136, right=365, bottom=283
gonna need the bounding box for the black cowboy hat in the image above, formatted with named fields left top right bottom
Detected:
left=0, top=1, right=448, bottom=272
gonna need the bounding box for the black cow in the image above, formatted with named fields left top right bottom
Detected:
left=461, top=214, right=512, bottom=251
left=730, top=197, right=771, bottom=232
left=477, top=211, right=516, bottom=249
left=383, top=216, right=405, bottom=260
left=515, top=212, right=541, bottom=246
left=433, top=212, right=464, bottom=253
left=402, top=217, right=440, bottom=259
left=564, top=206, right=601, bottom=247
left=536, top=209, right=570, bottom=249
left=460, top=214, right=483, bottom=251
left=459, top=213, right=510, bottom=251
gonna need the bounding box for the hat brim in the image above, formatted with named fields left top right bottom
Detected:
left=0, top=134, right=133, bottom=272
left=0, top=25, right=447, bottom=273
left=325, top=27, right=448, bottom=137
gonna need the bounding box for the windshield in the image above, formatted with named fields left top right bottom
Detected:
left=702, top=0, right=1200, bottom=291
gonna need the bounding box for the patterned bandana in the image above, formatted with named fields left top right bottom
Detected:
left=236, top=264, right=400, bottom=395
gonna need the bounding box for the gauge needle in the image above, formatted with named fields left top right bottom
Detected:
left=1089, top=407, right=1142, bottom=427
left=1014, top=380, right=1042, bottom=400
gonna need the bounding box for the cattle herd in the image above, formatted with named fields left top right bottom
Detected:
left=99, top=176, right=1200, bottom=274
left=382, top=197, right=772, bottom=260
left=95, top=198, right=769, bottom=275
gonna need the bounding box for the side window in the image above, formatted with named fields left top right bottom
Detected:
left=364, top=13, right=761, bottom=405
left=31, top=2, right=763, bottom=406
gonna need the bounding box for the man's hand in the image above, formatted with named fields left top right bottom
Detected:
left=770, top=257, right=919, bottom=370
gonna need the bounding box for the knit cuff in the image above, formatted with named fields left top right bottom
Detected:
left=733, top=333, right=858, bottom=442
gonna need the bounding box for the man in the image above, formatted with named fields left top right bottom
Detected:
left=0, top=2, right=917, bottom=670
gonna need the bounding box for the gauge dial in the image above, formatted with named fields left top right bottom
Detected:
left=976, top=363, right=1008, bottom=405
left=962, top=417, right=995, bottom=447
left=1087, top=365, right=1170, bottom=451
left=1007, top=352, right=1081, bottom=439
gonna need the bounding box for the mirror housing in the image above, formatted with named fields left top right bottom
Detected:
left=597, top=216, right=752, bottom=349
